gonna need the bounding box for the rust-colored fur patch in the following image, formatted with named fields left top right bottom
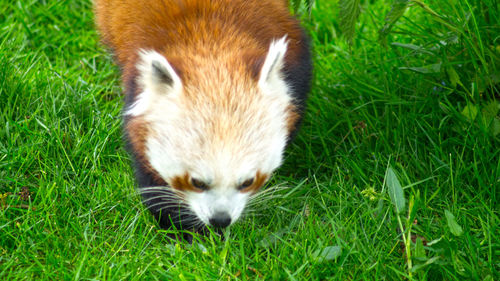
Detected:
left=126, top=117, right=148, bottom=159
left=126, top=117, right=166, bottom=185
left=285, top=105, right=300, bottom=133
left=171, top=173, right=203, bottom=193
left=240, top=171, right=269, bottom=193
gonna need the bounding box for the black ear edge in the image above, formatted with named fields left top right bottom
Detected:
left=152, top=60, right=174, bottom=86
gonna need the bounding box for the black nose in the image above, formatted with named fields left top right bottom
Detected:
left=209, top=212, right=231, bottom=228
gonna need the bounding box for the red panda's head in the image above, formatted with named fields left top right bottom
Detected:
left=126, top=37, right=295, bottom=228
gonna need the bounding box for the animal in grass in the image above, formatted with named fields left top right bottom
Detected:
left=94, top=0, right=312, bottom=237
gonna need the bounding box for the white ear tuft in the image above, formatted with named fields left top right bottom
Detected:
left=126, top=50, right=182, bottom=116
left=258, top=36, right=288, bottom=91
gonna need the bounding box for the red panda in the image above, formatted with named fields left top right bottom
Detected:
left=94, top=0, right=312, bottom=236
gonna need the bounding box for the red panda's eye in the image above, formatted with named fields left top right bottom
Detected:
left=191, top=178, right=209, bottom=191
left=238, top=178, right=254, bottom=190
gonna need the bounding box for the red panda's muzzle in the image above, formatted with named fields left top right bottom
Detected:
left=209, top=211, right=232, bottom=228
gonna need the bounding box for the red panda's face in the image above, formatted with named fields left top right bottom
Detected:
left=126, top=38, right=293, bottom=227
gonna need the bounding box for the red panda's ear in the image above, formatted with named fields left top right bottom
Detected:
left=126, top=50, right=183, bottom=116
left=258, top=36, right=288, bottom=92
left=137, top=50, right=182, bottom=93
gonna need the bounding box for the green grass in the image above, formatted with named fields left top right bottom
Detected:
left=1, top=0, right=498, bottom=279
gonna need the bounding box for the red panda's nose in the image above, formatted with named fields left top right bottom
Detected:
left=209, top=212, right=231, bottom=228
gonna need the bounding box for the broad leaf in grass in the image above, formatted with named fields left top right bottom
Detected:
left=379, top=0, right=412, bottom=46
left=481, top=100, right=500, bottom=136
left=491, top=118, right=500, bottom=137
left=312, top=246, right=342, bottom=262
left=444, top=210, right=463, bottom=236
left=339, top=0, right=360, bottom=44
left=482, top=100, right=500, bottom=120
left=461, top=104, right=478, bottom=122
left=258, top=228, right=287, bottom=248
left=446, top=66, right=461, bottom=88
left=289, top=0, right=313, bottom=14
left=414, top=237, right=426, bottom=259
left=385, top=166, right=405, bottom=214
left=411, top=256, right=440, bottom=273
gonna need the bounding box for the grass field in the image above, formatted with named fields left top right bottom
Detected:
left=0, top=0, right=498, bottom=279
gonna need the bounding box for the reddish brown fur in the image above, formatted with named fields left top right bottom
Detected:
left=126, top=117, right=167, bottom=186
left=171, top=173, right=201, bottom=193
left=240, top=172, right=270, bottom=193
left=285, top=104, right=301, bottom=132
